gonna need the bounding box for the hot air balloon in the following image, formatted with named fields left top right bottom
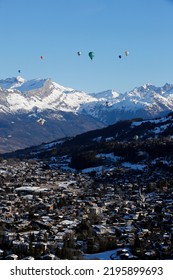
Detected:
left=37, top=118, right=45, bottom=125
left=88, top=52, right=94, bottom=60
left=18, top=70, right=21, bottom=73
left=40, top=56, right=43, bottom=59
left=119, top=55, right=122, bottom=59
left=125, top=50, right=129, bottom=56
left=77, top=51, right=81, bottom=56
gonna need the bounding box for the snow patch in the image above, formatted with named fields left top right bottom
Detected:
left=81, top=166, right=104, bottom=174
left=96, top=153, right=121, bottom=162
left=17, top=78, right=46, bottom=92
left=121, top=162, right=146, bottom=170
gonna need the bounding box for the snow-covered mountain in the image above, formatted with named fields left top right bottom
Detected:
left=1, top=76, right=173, bottom=152
left=1, top=76, right=173, bottom=120
left=0, top=77, right=104, bottom=153
left=81, top=83, right=173, bottom=124
left=0, top=76, right=97, bottom=114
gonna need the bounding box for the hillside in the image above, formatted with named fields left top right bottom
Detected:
left=1, top=113, right=173, bottom=260
left=3, top=112, right=173, bottom=174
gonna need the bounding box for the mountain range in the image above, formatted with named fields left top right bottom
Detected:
left=0, top=76, right=173, bottom=153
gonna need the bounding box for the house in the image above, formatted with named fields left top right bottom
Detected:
left=0, top=249, right=4, bottom=259
left=5, top=254, right=18, bottom=260
left=41, top=253, right=59, bottom=260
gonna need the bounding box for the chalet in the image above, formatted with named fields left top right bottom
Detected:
left=41, top=253, right=59, bottom=260
left=5, top=254, right=18, bottom=260
left=0, top=249, right=4, bottom=258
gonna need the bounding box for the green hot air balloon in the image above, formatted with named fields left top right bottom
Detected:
left=88, top=51, right=94, bottom=60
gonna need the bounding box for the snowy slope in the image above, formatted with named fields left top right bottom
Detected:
left=1, top=76, right=173, bottom=123
left=79, top=83, right=173, bottom=124
left=0, top=76, right=25, bottom=90
left=0, top=77, right=97, bottom=114
left=0, top=77, right=105, bottom=153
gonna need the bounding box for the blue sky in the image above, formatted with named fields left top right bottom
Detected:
left=0, top=0, right=173, bottom=93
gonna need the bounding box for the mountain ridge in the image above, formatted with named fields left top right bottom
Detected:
left=1, top=76, right=173, bottom=153
left=1, top=76, right=173, bottom=116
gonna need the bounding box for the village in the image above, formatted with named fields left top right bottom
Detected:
left=0, top=157, right=173, bottom=260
